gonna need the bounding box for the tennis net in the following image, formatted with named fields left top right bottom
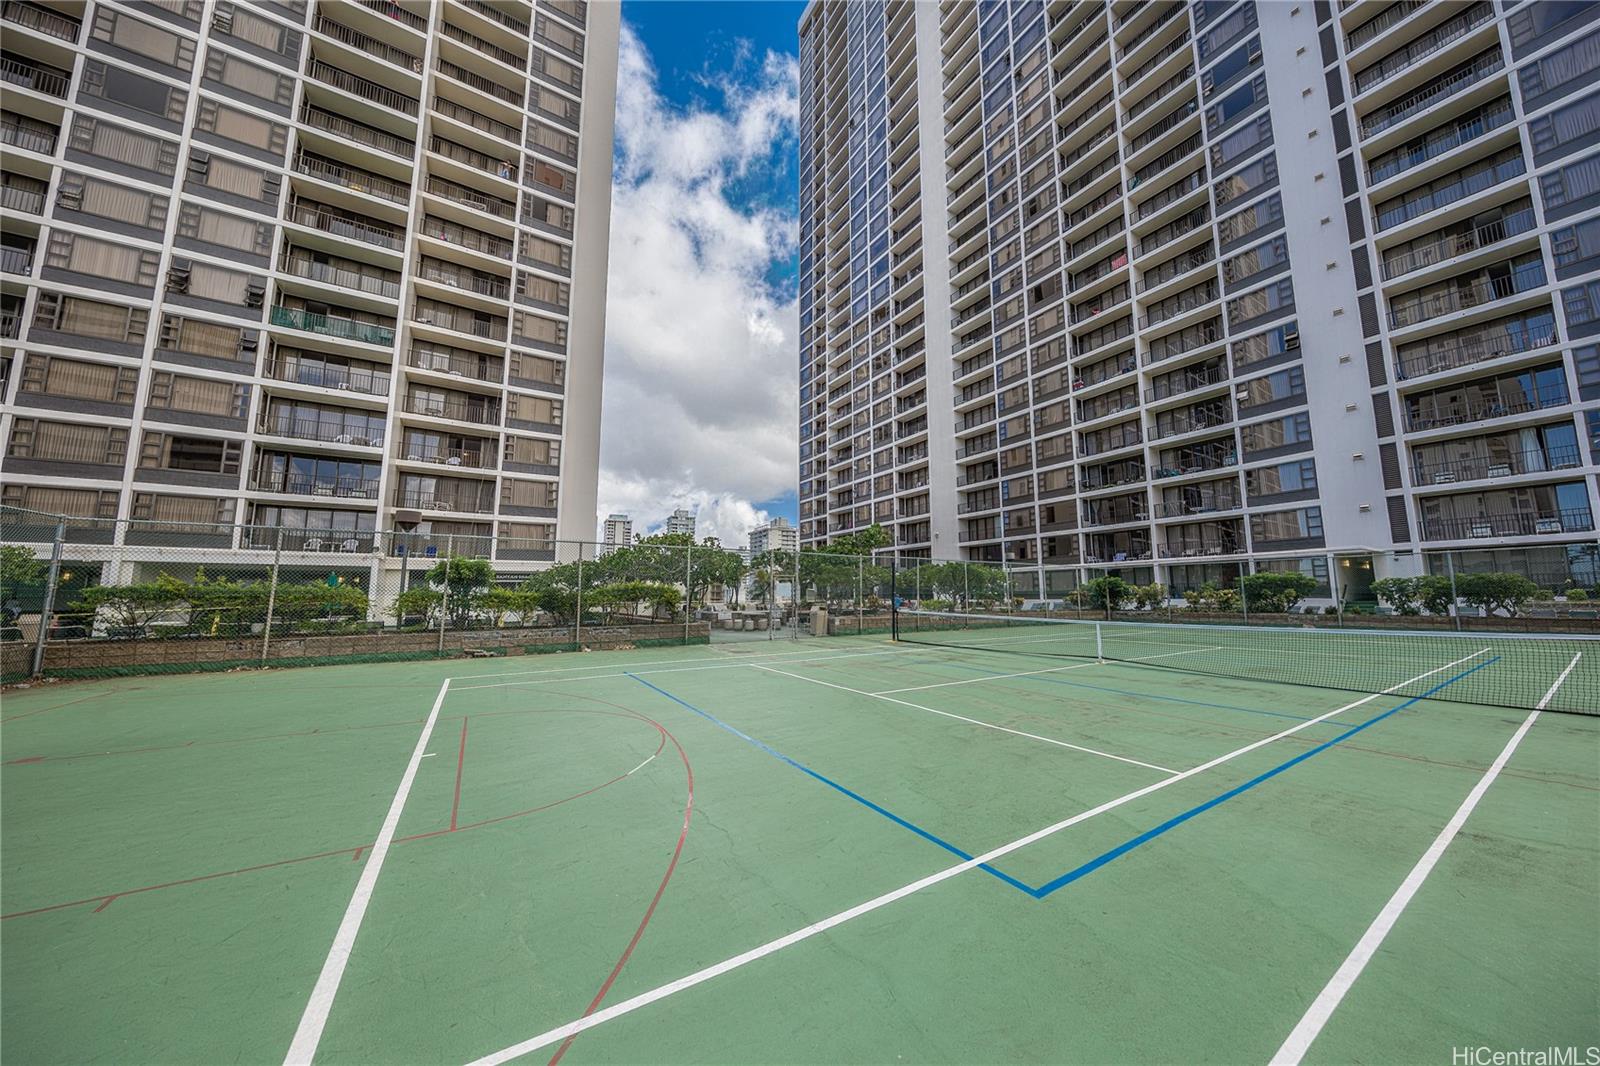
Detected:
left=891, top=609, right=1598, bottom=715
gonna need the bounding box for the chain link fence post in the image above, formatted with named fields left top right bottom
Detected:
left=857, top=556, right=864, bottom=635
left=29, top=518, right=65, bottom=679
left=1239, top=560, right=1249, bottom=624
left=684, top=542, right=693, bottom=645
left=1325, top=551, right=1340, bottom=627
left=260, top=525, right=283, bottom=664
left=1445, top=550, right=1461, bottom=631
left=438, top=535, right=453, bottom=656
left=575, top=541, right=584, bottom=651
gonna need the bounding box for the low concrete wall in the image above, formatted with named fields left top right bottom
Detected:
left=38, top=622, right=712, bottom=678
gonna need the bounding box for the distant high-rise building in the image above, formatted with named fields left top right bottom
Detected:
left=796, top=0, right=1600, bottom=599
left=748, top=515, right=798, bottom=558
left=664, top=507, right=696, bottom=537
left=602, top=513, right=632, bottom=547
left=0, top=0, right=620, bottom=567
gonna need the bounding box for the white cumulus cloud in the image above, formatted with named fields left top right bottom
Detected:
left=595, top=25, right=799, bottom=550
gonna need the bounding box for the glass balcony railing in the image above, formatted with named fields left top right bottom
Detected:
left=270, top=305, right=396, bottom=346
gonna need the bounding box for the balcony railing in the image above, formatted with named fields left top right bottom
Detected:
left=1, top=0, right=79, bottom=40
left=440, top=17, right=524, bottom=66
left=1142, top=280, right=1218, bottom=328
left=0, top=53, right=69, bottom=97
left=1381, top=208, right=1537, bottom=280
left=0, top=245, right=33, bottom=275
left=430, top=135, right=516, bottom=180
left=407, top=345, right=503, bottom=383
left=1346, top=0, right=1425, bottom=52
left=1155, top=493, right=1243, bottom=518
left=1151, top=404, right=1232, bottom=440
left=1147, top=363, right=1226, bottom=402
left=355, top=0, right=427, bottom=31
left=0, top=309, right=18, bottom=338
left=300, top=103, right=414, bottom=157
left=432, top=95, right=519, bottom=143
left=1368, top=98, right=1514, bottom=185
left=424, top=175, right=514, bottom=219
left=270, top=305, right=396, bottom=346
left=260, top=415, right=384, bottom=447
left=0, top=181, right=43, bottom=214
left=1413, top=447, right=1583, bottom=486
left=1394, top=314, right=1557, bottom=380
left=1152, top=448, right=1237, bottom=478
left=420, top=215, right=513, bottom=259
left=282, top=251, right=401, bottom=299
left=1405, top=386, right=1569, bottom=431
left=264, top=359, right=390, bottom=395
left=1359, top=49, right=1504, bottom=138
left=1146, top=317, right=1222, bottom=364
left=462, top=0, right=528, bottom=35
left=403, top=393, right=501, bottom=425
left=257, top=473, right=382, bottom=499
left=435, top=57, right=522, bottom=105
left=1375, top=154, right=1524, bottom=231
left=415, top=257, right=511, bottom=299
left=1353, top=1, right=1494, bottom=96
left=1139, top=244, right=1213, bottom=293
left=1135, top=168, right=1204, bottom=222
left=293, top=150, right=410, bottom=203
left=393, top=487, right=495, bottom=513
left=285, top=198, right=405, bottom=250
left=397, top=443, right=496, bottom=469
left=307, top=58, right=418, bottom=114
left=1388, top=263, right=1546, bottom=330
left=0, top=117, right=56, bottom=154
left=1421, top=509, right=1594, bottom=541
left=314, top=13, right=422, bottom=69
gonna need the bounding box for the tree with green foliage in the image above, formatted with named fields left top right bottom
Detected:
left=1418, top=575, right=1456, bottom=615
left=1371, top=576, right=1423, bottom=615
left=1131, top=583, right=1167, bottom=611
left=1083, top=575, right=1132, bottom=613
left=1455, top=572, right=1539, bottom=617
left=0, top=544, right=44, bottom=605
left=1239, top=571, right=1318, bottom=613
left=1185, top=582, right=1241, bottom=613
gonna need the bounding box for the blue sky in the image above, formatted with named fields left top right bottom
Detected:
left=595, top=3, right=805, bottom=541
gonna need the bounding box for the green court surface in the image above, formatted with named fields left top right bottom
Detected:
left=2, top=634, right=1596, bottom=1064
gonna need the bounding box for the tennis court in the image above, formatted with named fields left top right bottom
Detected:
left=2, top=617, right=1596, bottom=1064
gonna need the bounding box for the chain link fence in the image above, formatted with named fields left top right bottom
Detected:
left=4, top=504, right=1596, bottom=683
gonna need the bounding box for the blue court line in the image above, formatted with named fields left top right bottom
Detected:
left=1027, top=655, right=1497, bottom=898
left=935, top=659, right=1361, bottom=727
left=628, top=657, right=1495, bottom=901
left=625, top=673, right=1034, bottom=894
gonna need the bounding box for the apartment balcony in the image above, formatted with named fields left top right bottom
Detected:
left=293, top=150, right=410, bottom=205
left=1393, top=310, right=1558, bottom=381
left=0, top=113, right=57, bottom=155
left=461, top=0, right=528, bottom=36
left=432, top=95, right=520, bottom=146
left=1346, top=0, right=1425, bottom=54
left=1145, top=317, right=1223, bottom=366
left=0, top=173, right=42, bottom=217
left=1158, top=519, right=1245, bottom=558
left=313, top=12, right=423, bottom=70
left=300, top=103, right=414, bottom=158
left=1420, top=510, right=1595, bottom=542
left=439, top=17, right=524, bottom=68
left=393, top=486, right=495, bottom=515
left=284, top=197, right=406, bottom=251
left=281, top=250, right=402, bottom=300
left=0, top=295, right=20, bottom=338
left=307, top=58, right=419, bottom=115
left=406, top=344, right=502, bottom=384
left=1083, top=502, right=1150, bottom=528
left=1146, top=361, right=1227, bottom=403
left=354, top=0, right=429, bottom=32
left=1, top=1, right=78, bottom=43
left=1374, top=151, right=1524, bottom=234
left=1154, top=486, right=1243, bottom=519
left=415, top=256, right=510, bottom=300
left=0, top=52, right=69, bottom=98
left=270, top=305, right=396, bottom=347
left=1380, top=207, right=1536, bottom=281
left=1404, top=384, right=1569, bottom=433
left=424, top=175, right=515, bottom=220
left=1079, top=425, right=1143, bottom=458
left=259, top=415, right=384, bottom=449
left=253, top=473, right=382, bottom=501
left=430, top=135, right=517, bottom=182
left=1152, top=443, right=1237, bottom=480
left=1138, top=244, right=1213, bottom=296
left=1387, top=260, right=1545, bottom=331
left=1358, top=48, right=1504, bottom=141
left=1367, top=97, right=1514, bottom=188
left=1413, top=446, right=1584, bottom=487
left=435, top=56, right=523, bottom=108
left=1141, top=279, right=1218, bottom=330
left=0, top=241, right=34, bottom=277
left=1134, top=168, right=1206, bottom=225
left=1352, top=1, right=1495, bottom=98
left=1149, top=401, right=1232, bottom=442
left=263, top=356, right=391, bottom=397
left=1119, top=24, right=1190, bottom=95
left=402, top=392, right=501, bottom=426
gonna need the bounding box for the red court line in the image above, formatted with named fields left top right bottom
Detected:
left=1, top=710, right=667, bottom=922
left=541, top=691, right=695, bottom=1066
left=451, top=717, right=470, bottom=831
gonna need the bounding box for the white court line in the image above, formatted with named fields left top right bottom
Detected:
left=870, top=645, right=1224, bottom=695
left=624, top=751, right=660, bottom=777
left=463, top=649, right=1490, bottom=1066
left=1269, top=651, right=1582, bottom=1066
left=284, top=678, right=453, bottom=1065
left=753, top=663, right=1181, bottom=775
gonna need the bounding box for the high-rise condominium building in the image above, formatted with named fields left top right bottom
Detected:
left=796, top=0, right=1600, bottom=600
left=748, top=514, right=798, bottom=557
left=664, top=507, right=696, bottom=536
left=602, top=511, right=631, bottom=546
left=0, top=0, right=618, bottom=564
